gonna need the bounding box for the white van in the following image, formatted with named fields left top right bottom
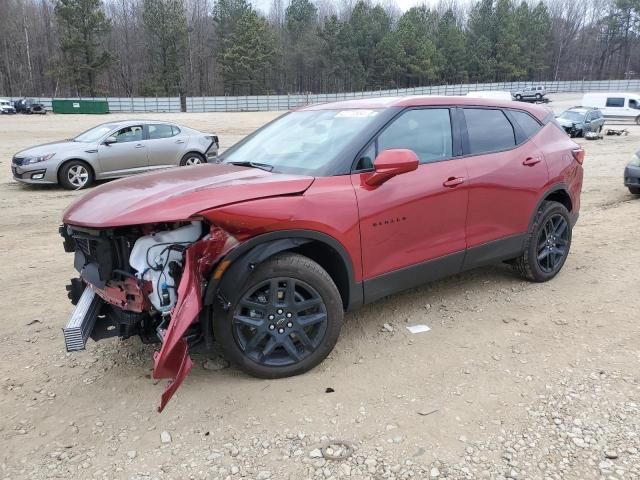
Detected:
left=582, top=92, right=640, bottom=123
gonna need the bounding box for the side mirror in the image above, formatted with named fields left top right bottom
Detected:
left=104, top=136, right=117, bottom=145
left=364, top=149, right=419, bottom=187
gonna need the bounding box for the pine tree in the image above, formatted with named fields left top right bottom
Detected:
left=219, top=9, right=278, bottom=94
left=142, top=0, right=188, bottom=96
left=54, top=0, right=111, bottom=96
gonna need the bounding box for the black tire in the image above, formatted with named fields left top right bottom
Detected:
left=512, top=201, right=572, bottom=282
left=213, top=252, right=343, bottom=379
left=535, top=93, right=542, bottom=100
left=515, top=94, right=522, bottom=100
left=180, top=152, right=206, bottom=166
left=59, top=160, right=94, bottom=190
left=635, top=116, right=640, bottom=126
left=629, top=186, right=640, bottom=195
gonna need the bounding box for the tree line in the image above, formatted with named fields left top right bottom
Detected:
left=1, top=0, right=639, bottom=97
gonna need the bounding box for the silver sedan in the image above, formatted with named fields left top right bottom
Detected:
left=11, top=120, right=219, bottom=189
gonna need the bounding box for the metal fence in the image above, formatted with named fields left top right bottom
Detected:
left=7, top=79, right=640, bottom=113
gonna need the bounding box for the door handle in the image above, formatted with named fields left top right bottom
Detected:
left=523, top=157, right=541, bottom=166
left=175, top=140, right=185, bottom=144
left=135, top=144, right=144, bottom=149
left=443, top=176, right=465, bottom=187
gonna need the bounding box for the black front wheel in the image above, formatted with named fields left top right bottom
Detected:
left=512, top=201, right=572, bottom=282
left=213, top=253, right=343, bottom=378
left=629, top=186, right=640, bottom=195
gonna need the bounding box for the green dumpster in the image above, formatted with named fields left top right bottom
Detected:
left=51, top=99, right=109, bottom=114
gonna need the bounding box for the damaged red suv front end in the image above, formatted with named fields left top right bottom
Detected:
left=60, top=163, right=314, bottom=411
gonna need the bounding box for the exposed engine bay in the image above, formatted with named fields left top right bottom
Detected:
left=60, top=220, right=237, bottom=411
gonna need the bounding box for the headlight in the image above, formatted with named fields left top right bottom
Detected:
left=23, top=153, right=55, bottom=165
left=630, top=153, right=640, bottom=167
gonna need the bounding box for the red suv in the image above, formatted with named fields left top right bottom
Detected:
left=60, top=97, right=584, bottom=411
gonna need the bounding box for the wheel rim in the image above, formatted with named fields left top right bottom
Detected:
left=232, top=277, right=328, bottom=367
left=536, top=214, right=569, bottom=273
left=184, top=156, right=202, bottom=166
left=67, top=165, right=89, bottom=188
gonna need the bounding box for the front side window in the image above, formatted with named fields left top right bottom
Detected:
left=115, top=125, right=143, bottom=143
left=221, top=109, right=382, bottom=175
left=378, top=109, right=453, bottom=164
left=606, top=97, right=625, bottom=108
left=148, top=124, right=176, bottom=139
left=629, top=99, right=640, bottom=110
left=464, top=108, right=515, bottom=154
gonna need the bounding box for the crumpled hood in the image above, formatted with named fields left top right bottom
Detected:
left=63, top=164, right=315, bottom=228
left=16, top=140, right=83, bottom=157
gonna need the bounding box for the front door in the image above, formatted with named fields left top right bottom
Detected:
left=351, top=108, right=469, bottom=303
left=97, top=125, right=148, bottom=176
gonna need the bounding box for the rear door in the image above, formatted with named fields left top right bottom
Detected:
left=351, top=107, right=469, bottom=302
left=97, top=125, right=148, bottom=176
left=461, top=108, right=548, bottom=267
left=145, top=124, right=186, bottom=168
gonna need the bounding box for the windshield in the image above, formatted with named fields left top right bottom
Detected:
left=74, top=124, right=119, bottom=142
left=221, top=109, right=382, bottom=175
left=559, top=111, right=585, bottom=122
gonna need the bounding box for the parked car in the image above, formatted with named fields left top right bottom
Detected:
left=14, top=97, right=46, bottom=114
left=582, top=92, right=640, bottom=124
left=513, top=85, right=546, bottom=101
left=12, top=120, right=219, bottom=189
left=0, top=98, right=16, bottom=114
left=625, top=149, right=640, bottom=194
left=555, top=106, right=605, bottom=137
left=59, top=96, right=584, bottom=411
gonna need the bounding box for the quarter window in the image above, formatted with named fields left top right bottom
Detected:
left=148, top=124, right=177, bottom=139
left=464, top=109, right=515, bottom=154
left=606, top=97, right=625, bottom=108
left=377, top=109, right=453, bottom=164
left=629, top=99, right=640, bottom=110
left=510, top=111, right=542, bottom=139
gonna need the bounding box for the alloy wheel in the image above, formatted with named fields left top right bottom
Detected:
left=67, top=165, right=89, bottom=188
left=232, top=277, right=328, bottom=367
left=536, top=214, right=569, bottom=273
left=184, top=156, right=203, bottom=166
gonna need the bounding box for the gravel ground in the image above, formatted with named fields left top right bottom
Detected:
left=0, top=93, right=639, bottom=479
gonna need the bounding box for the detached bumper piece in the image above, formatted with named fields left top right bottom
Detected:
left=63, top=287, right=104, bottom=352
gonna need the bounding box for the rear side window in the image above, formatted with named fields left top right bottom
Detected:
left=464, top=109, right=515, bottom=154
left=171, top=125, right=181, bottom=135
left=148, top=124, right=177, bottom=139
left=606, top=97, right=625, bottom=107
left=378, top=109, right=453, bottom=164
left=510, top=111, right=542, bottom=139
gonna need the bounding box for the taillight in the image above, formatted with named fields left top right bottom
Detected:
left=572, top=148, right=585, bottom=165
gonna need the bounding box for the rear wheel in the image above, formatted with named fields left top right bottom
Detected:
left=535, top=93, right=542, bottom=100
left=512, top=201, right=572, bottom=282
left=635, top=116, right=640, bottom=126
left=515, top=94, right=522, bottom=100
left=629, top=186, right=640, bottom=195
left=59, top=160, right=94, bottom=189
left=213, top=253, right=343, bottom=379
left=180, top=152, right=205, bottom=166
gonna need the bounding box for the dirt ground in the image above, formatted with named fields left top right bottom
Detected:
left=0, top=94, right=639, bottom=480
